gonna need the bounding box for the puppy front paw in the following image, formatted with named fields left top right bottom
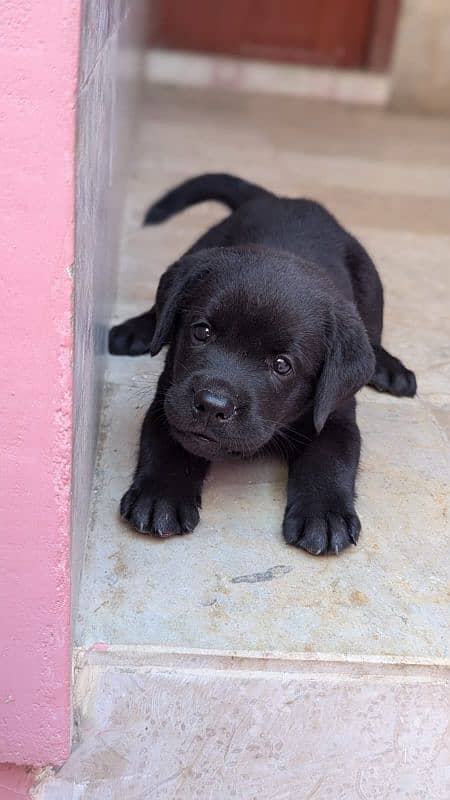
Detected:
left=120, top=477, right=200, bottom=537
left=283, top=506, right=360, bottom=555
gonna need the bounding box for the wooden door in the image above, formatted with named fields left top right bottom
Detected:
left=151, top=0, right=400, bottom=70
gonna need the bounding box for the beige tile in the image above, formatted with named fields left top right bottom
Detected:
left=40, top=81, right=450, bottom=800
left=76, top=85, right=450, bottom=663
left=38, top=651, right=450, bottom=800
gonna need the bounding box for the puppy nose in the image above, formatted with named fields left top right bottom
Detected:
left=193, top=389, right=236, bottom=421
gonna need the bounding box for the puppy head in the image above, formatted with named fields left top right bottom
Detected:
left=151, top=247, right=374, bottom=460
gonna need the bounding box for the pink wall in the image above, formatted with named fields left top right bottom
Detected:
left=0, top=765, right=35, bottom=800
left=0, top=1, right=80, bottom=766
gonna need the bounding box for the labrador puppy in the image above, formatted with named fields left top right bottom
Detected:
left=109, top=173, right=416, bottom=555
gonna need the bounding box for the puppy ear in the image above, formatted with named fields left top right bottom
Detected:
left=313, top=304, right=375, bottom=433
left=149, top=252, right=211, bottom=356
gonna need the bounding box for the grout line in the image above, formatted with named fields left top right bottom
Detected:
left=74, top=644, right=450, bottom=670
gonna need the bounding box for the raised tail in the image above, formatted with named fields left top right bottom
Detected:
left=143, top=173, right=269, bottom=225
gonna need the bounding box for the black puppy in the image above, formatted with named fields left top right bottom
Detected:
left=109, top=174, right=416, bottom=555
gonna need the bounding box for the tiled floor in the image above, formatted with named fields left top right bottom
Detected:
left=35, top=83, right=450, bottom=800
left=76, top=85, right=450, bottom=662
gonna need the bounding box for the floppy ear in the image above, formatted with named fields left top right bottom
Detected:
left=149, top=251, right=212, bottom=356
left=313, top=304, right=375, bottom=433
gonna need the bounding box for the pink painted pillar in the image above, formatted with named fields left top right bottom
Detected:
left=0, top=765, right=35, bottom=800
left=0, top=1, right=80, bottom=767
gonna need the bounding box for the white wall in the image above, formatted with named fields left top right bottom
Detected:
left=391, top=0, right=450, bottom=114
left=72, top=0, right=149, bottom=614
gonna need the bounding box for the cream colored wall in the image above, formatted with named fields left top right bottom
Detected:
left=391, top=0, right=450, bottom=114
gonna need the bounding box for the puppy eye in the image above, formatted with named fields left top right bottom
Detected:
left=191, top=322, right=212, bottom=343
left=273, top=355, right=292, bottom=375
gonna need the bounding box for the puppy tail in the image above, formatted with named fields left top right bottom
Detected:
left=143, top=173, right=269, bottom=225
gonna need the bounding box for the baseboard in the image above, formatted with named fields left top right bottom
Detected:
left=145, top=48, right=391, bottom=106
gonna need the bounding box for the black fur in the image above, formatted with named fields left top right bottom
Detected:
left=110, top=173, right=416, bottom=555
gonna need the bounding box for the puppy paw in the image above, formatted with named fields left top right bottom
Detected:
left=120, top=478, right=200, bottom=537
left=109, top=310, right=155, bottom=356
left=283, top=507, right=360, bottom=555
left=370, top=348, right=417, bottom=397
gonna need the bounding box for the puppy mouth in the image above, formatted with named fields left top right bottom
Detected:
left=170, top=425, right=244, bottom=458
left=171, top=425, right=218, bottom=444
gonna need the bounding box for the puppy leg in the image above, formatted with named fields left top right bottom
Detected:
left=121, top=371, right=209, bottom=536
left=346, top=239, right=417, bottom=398
left=109, top=308, right=156, bottom=356
left=369, top=344, right=417, bottom=397
left=283, top=402, right=361, bottom=556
